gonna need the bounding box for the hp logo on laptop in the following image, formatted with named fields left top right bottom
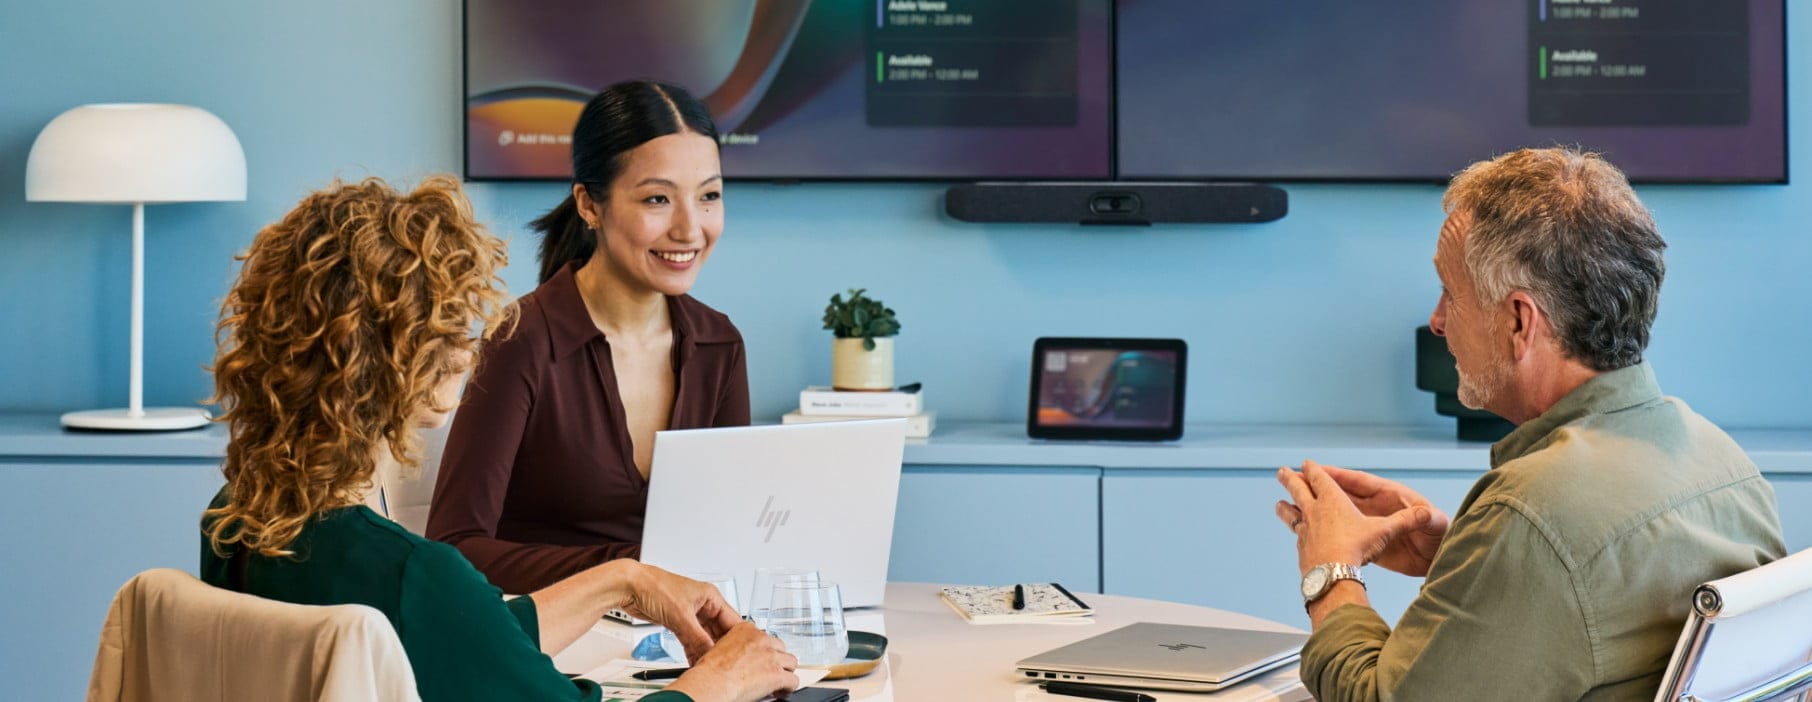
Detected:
left=1159, top=643, right=1207, bottom=652
left=755, top=496, right=791, bottom=543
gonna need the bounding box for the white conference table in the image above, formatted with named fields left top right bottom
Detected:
left=552, top=582, right=1313, bottom=701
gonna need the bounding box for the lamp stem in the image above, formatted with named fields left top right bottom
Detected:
left=129, top=202, right=145, bottom=418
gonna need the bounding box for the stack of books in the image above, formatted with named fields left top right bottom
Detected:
left=782, top=385, right=935, bottom=438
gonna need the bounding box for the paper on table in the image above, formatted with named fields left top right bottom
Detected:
left=1011, top=664, right=1309, bottom=702
left=581, top=659, right=830, bottom=701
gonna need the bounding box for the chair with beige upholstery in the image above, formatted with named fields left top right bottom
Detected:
left=1654, top=547, right=1812, bottom=702
left=87, top=568, right=419, bottom=702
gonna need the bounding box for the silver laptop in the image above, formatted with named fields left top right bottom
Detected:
left=1016, top=622, right=1306, bottom=692
left=614, top=420, right=907, bottom=621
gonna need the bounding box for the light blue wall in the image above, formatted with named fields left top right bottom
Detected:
left=2, top=0, right=1808, bottom=429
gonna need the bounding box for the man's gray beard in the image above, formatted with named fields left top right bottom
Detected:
left=1457, top=360, right=1512, bottom=412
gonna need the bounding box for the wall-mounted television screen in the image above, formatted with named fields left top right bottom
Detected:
left=1115, top=0, right=1787, bottom=183
left=465, top=0, right=1114, bottom=181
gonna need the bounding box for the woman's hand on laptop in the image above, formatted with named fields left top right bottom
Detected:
left=667, top=622, right=800, bottom=702
left=619, top=564, right=743, bottom=661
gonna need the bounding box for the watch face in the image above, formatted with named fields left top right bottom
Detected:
left=1301, top=565, right=1329, bottom=599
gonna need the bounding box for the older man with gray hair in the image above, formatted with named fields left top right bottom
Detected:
left=1274, top=147, right=1785, bottom=701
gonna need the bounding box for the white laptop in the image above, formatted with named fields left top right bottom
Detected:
left=621, top=420, right=907, bottom=619
left=1016, top=622, right=1306, bottom=692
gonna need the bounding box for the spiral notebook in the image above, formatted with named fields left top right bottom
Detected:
left=940, top=583, right=1095, bottom=624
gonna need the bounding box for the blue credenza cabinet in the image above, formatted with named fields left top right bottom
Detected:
left=3, top=415, right=1807, bottom=701
left=888, top=466, right=1101, bottom=592
left=0, top=415, right=227, bottom=702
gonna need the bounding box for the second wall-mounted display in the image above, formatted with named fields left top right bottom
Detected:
left=1117, top=0, right=1787, bottom=183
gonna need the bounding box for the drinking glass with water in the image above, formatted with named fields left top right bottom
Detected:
left=748, top=567, right=820, bottom=631
left=767, top=581, right=848, bottom=666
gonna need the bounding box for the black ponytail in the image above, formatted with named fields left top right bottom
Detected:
left=531, top=195, right=594, bottom=285
left=532, top=80, right=720, bottom=284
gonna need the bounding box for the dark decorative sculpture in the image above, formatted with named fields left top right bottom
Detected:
left=1415, top=326, right=1515, bottom=442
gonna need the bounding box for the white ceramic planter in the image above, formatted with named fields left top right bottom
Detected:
left=831, top=337, right=895, bottom=391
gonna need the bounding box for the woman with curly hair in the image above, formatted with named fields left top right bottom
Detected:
left=201, top=176, right=796, bottom=702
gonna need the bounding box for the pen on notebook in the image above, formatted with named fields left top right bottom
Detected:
left=1040, top=681, right=1156, bottom=702
left=1051, top=581, right=1091, bottom=610
left=1012, top=583, right=1026, bottom=610
left=630, top=667, right=688, bottom=681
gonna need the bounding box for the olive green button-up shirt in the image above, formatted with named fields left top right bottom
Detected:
left=1302, top=362, right=1785, bottom=702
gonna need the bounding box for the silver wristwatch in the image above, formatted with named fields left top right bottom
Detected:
left=1301, top=563, right=1365, bottom=605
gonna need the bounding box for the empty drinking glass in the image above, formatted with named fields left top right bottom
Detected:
left=659, top=572, right=739, bottom=663
left=767, top=581, right=848, bottom=666
left=748, top=568, right=821, bottom=631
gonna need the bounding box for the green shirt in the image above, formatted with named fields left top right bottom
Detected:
left=1302, top=362, right=1786, bottom=702
left=201, top=489, right=690, bottom=702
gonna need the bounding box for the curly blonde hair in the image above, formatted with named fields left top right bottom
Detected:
left=205, top=175, right=513, bottom=557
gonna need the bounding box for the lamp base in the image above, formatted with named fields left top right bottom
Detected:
left=61, top=408, right=212, bottom=432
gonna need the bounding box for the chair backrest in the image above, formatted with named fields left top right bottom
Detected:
left=1653, top=548, right=1812, bottom=702
left=88, top=568, right=420, bottom=702
left=387, top=416, right=453, bottom=536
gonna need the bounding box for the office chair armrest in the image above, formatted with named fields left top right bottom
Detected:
left=1685, top=660, right=1812, bottom=702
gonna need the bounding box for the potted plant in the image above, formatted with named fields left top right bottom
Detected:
left=823, top=288, right=901, bottom=391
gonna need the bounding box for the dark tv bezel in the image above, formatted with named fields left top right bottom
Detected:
left=1109, top=0, right=1789, bottom=186
left=459, top=0, right=1117, bottom=184
left=1027, top=337, right=1188, bottom=442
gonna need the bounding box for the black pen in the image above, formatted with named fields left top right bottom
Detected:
left=630, top=667, right=688, bottom=681
left=1012, top=583, right=1026, bottom=610
left=1051, top=581, right=1091, bottom=611
left=1040, top=681, right=1155, bottom=702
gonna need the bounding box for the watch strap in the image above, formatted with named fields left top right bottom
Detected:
left=1304, top=562, right=1366, bottom=605
left=1326, top=562, right=1365, bottom=587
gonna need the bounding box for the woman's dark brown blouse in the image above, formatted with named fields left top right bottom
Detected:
left=427, top=262, right=749, bottom=594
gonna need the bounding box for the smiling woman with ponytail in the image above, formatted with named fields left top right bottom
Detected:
left=427, top=80, right=752, bottom=593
